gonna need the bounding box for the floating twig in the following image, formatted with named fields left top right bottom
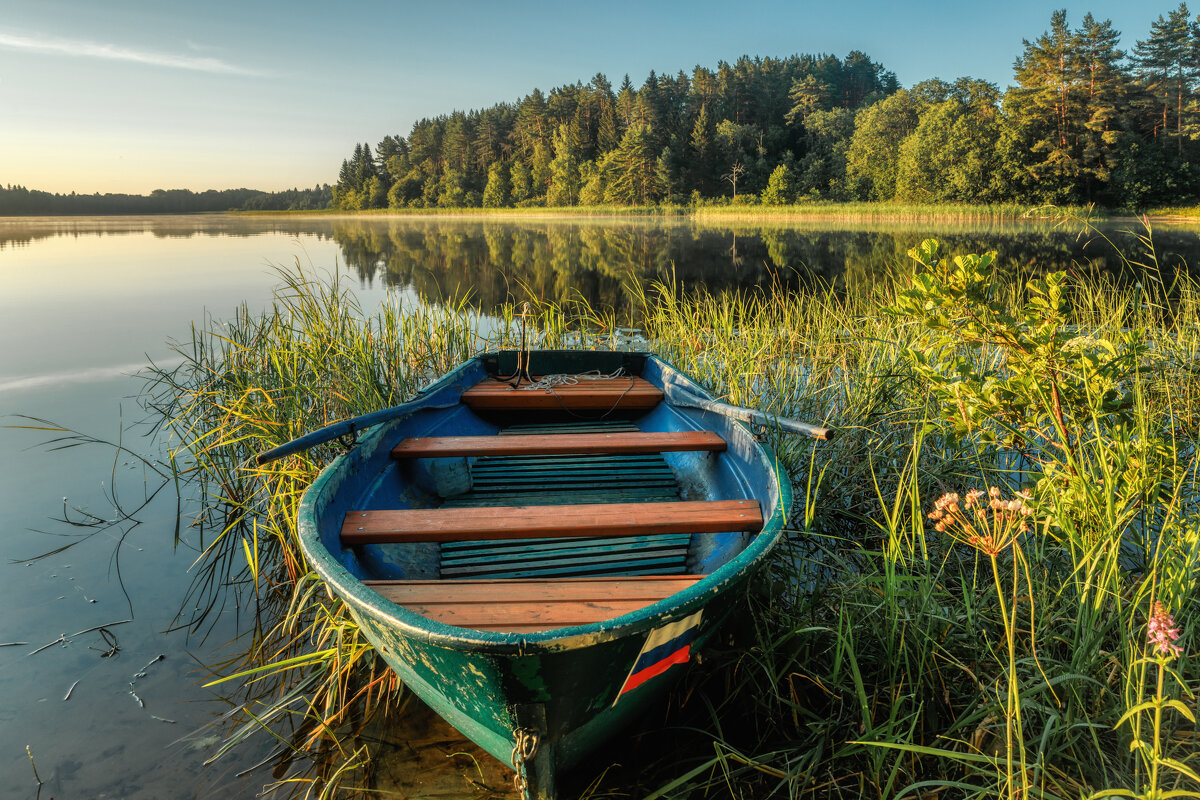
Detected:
left=150, top=715, right=176, bottom=724
left=133, top=653, right=165, bottom=678
left=63, top=679, right=80, bottom=701
left=28, top=634, right=67, bottom=656
left=0, top=641, right=28, bottom=647
left=72, top=619, right=131, bottom=637
left=129, top=682, right=144, bottom=708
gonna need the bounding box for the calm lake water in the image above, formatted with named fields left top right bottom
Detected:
left=2, top=213, right=1198, bottom=798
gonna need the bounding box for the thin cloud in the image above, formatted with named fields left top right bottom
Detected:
left=0, top=30, right=263, bottom=76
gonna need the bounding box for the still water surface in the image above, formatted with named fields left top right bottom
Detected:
left=2, top=214, right=1198, bottom=797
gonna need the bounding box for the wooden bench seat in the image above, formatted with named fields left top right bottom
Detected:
left=342, top=499, right=762, bottom=545
left=461, top=377, right=662, bottom=412
left=365, top=575, right=704, bottom=632
left=390, top=430, right=726, bottom=459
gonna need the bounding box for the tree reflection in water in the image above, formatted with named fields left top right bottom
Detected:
left=329, top=217, right=1200, bottom=315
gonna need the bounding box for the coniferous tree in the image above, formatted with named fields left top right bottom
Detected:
left=548, top=124, right=582, bottom=206
left=606, top=124, right=663, bottom=204
left=1076, top=13, right=1131, bottom=198
left=1132, top=3, right=1199, bottom=154
left=785, top=74, right=833, bottom=125
left=1005, top=10, right=1087, bottom=202
left=616, top=74, right=637, bottom=129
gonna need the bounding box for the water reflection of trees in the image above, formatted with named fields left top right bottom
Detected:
left=332, top=219, right=1200, bottom=312
left=0, top=216, right=341, bottom=249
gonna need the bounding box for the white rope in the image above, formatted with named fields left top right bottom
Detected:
left=515, top=367, right=626, bottom=392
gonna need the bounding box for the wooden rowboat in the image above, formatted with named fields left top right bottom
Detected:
left=268, top=350, right=829, bottom=798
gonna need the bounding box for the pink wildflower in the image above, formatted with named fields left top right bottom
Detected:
left=1148, top=601, right=1184, bottom=658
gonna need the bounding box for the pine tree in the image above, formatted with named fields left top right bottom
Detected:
left=616, top=74, right=637, bottom=128
left=1132, top=3, right=1198, bottom=154
left=598, top=103, right=620, bottom=154
left=1076, top=13, right=1130, bottom=196
left=606, top=124, right=663, bottom=204
left=547, top=124, right=582, bottom=206
left=1006, top=10, right=1087, bottom=201
left=785, top=74, right=832, bottom=125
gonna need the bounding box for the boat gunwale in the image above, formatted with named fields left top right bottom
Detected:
left=297, top=350, right=793, bottom=655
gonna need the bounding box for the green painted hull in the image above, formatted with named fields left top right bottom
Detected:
left=296, top=351, right=792, bottom=798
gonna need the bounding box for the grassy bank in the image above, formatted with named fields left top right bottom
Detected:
left=146, top=238, right=1200, bottom=798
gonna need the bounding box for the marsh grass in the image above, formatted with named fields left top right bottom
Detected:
left=145, top=234, right=1199, bottom=798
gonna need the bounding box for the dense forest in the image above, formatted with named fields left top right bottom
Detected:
left=0, top=184, right=332, bottom=215
left=6, top=6, right=1200, bottom=215
left=332, top=5, right=1200, bottom=210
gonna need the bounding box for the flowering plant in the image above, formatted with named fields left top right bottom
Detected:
left=927, top=487, right=1034, bottom=556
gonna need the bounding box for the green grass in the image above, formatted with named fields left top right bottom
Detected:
left=143, top=238, right=1200, bottom=798
left=1144, top=204, right=1200, bottom=220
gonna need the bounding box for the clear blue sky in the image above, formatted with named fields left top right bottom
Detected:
left=0, top=0, right=1178, bottom=194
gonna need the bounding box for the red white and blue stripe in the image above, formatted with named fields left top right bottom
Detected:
left=614, top=610, right=703, bottom=704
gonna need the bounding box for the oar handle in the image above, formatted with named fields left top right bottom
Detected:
left=667, top=388, right=834, bottom=441
left=254, top=385, right=464, bottom=465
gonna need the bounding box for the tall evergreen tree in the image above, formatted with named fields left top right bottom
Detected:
left=1005, top=10, right=1087, bottom=201
left=606, top=124, right=663, bottom=204
left=1076, top=13, right=1130, bottom=196
left=1132, top=3, right=1199, bottom=154
left=547, top=124, right=582, bottom=206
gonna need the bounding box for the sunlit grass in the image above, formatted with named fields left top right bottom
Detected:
left=144, top=241, right=1200, bottom=797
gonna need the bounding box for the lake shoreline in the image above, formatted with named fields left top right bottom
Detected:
left=6, top=203, right=1198, bottom=225
left=229, top=203, right=1199, bottom=226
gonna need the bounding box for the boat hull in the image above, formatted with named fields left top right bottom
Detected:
left=297, top=351, right=792, bottom=797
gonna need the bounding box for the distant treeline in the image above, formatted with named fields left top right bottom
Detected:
left=333, top=5, right=1200, bottom=211
left=0, top=184, right=332, bottom=215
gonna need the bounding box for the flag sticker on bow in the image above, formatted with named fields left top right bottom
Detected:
left=614, top=610, right=703, bottom=705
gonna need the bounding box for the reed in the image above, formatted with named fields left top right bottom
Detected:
left=143, top=234, right=1200, bottom=798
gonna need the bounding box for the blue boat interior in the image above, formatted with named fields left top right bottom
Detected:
left=321, top=350, right=782, bottom=632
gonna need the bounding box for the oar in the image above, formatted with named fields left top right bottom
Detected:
left=255, top=383, right=465, bottom=465
left=663, top=385, right=834, bottom=441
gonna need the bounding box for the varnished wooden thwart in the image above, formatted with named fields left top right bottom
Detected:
left=461, top=377, right=662, bottom=411
left=341, top=499, right=763, bottom=544
left=391, top=430, right=726, bottom=459
left=366, top=575, right=703, bottom=631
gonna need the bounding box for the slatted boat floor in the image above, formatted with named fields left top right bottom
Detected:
left=439, top=421, right=690, bottom=580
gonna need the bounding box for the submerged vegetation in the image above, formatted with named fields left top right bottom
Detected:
left=143, top=222, right=1200, bottom=798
